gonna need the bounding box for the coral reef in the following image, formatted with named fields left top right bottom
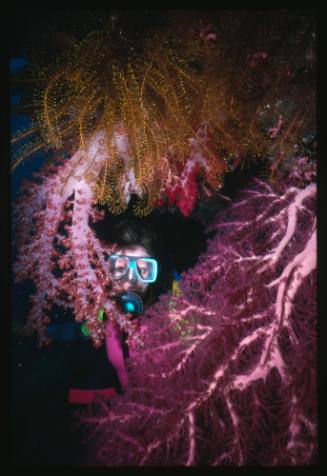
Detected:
left=12, top=11, right=316, bottom=348
left=11, top=11, right=317, bottom=465
left=79, top=177, right=316, bottom=465
left=12, top=11, right=316, bottom=215
left=12, top=132, right=142, bottom=347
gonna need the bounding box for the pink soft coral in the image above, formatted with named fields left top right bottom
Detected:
left=79, top=178, right=316, bottom=466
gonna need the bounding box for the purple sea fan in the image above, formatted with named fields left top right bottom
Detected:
left=80, top=179, right=317, bottom=466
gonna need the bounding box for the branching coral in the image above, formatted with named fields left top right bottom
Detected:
left=13, top=132, right=142, bottom=347
left=79, top=178, right=316, bottom=466
left=11, top=11, right=317, bottom=465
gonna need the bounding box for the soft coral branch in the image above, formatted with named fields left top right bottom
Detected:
left=79, top=179, right=316, bottom=466
left=13, top=132, right=143, bottom=356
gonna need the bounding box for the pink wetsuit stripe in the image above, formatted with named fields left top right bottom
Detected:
left=68, top=387, right=117, bottom=404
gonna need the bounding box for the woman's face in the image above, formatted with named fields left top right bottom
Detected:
left=113, top=245, right=152, bottom=296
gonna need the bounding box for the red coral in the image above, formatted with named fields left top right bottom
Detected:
left=164, top=163, right=201, bottom=216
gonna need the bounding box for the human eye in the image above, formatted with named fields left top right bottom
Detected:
left=137, top=260, right=150, bottom=277
left=139, top=267, right=148, bottom=277
left=109, top=256, right=129, bottom=278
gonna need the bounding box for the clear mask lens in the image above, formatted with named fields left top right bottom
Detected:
left=108, top=255, right=158, bottom=283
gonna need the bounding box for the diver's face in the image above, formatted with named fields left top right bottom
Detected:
left=114, top=245, right=151, bottom=296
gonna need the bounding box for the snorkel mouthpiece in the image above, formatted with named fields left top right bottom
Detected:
left=119, top=292, right=143, bottom=316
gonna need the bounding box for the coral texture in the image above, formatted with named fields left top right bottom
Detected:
left=12, top=11, right=316, bottom=348
left=11, top=11, right=317, bottom=465
left=79, top=178, right=317, bottom=466
left=12, top=11, right=316, bottom=216
left=12, top=132, right=142, bottom=347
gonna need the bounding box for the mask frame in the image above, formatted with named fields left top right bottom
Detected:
left=108, top=254, right=158, bottom=283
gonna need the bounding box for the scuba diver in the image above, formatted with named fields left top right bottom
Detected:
left=11, top=217, right=177, bottom=466
left=49, top=217, right=176, bottom=404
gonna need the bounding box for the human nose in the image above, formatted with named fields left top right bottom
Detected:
left=126, top=266, right=137, bottom=282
